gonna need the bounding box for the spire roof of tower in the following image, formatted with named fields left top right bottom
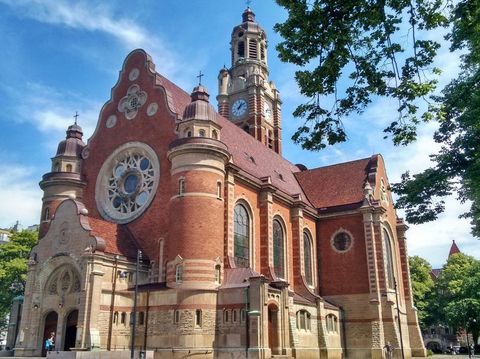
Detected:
left=242, top=7, right=256, bottom=23
left=448, top=240, right=461, bottom=257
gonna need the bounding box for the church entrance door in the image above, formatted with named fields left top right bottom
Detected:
left=268, top=304, right=279, bottom=355
left=42, top=311, right=58, bottom=357
left=63, top=309, right=78, bottom=351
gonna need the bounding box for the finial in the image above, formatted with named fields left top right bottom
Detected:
left=196, top=71, right=204, bottom=85
left=246, top=0, right=252, bottom=7
left=73, top=111, right=79, bottom=125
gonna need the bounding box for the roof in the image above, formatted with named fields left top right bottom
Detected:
left=448, top=240, right=461, bottom=257
left=295, top=157, right=374, bottom=209
left=220, top=267, right=262, bottom=289
left=156, top=72, right=308, bottom=201
left=88, top=217, right=140, bottom=259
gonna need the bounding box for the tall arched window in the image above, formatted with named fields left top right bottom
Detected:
left=248, top=39, right=258, bottom=59
left=382, top=228, right=395, bottom=289
left=303, top=231, right=313, bottom=286
left=234, top=203, right=250, bottom=268
left=273, top=219, right=285, bottom=279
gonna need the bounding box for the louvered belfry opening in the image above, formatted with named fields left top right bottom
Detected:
left=248, top=39, right=258, bottom=59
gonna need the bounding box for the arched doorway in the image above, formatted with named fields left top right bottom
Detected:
left=42, top=311, right=58, bottom=357
left=268, top=304, right=279, bottom=355
left=63, top=310, right=78, bottom=351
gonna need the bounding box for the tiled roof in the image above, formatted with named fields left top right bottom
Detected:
left=295, top=157, right=374, bottom=209
left=88, top=217, right=140, bottom=259
left=220, top=267, right=262, bottom=289
left=156, top=73, right=308, bottom=201
left=448, top=240, right=461, bottom=257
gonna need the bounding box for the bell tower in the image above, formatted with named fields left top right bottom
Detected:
left=217, top=7, right=282, bottom=154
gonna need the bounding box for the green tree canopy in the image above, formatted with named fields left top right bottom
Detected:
left=275, top=0, right=480, bottom=235
left=0, top=230, right=38, bottom=331
left=409, top=256, right=435, bottom=327
left=435, top=253, right=480, bottom=343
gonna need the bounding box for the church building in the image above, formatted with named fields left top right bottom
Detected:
left=14, top=8, right=426, bottom=359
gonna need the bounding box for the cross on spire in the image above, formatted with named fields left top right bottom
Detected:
left=73, top=111, right=79, bottom=125
left=196, top=71, right=204, bottom=85
left=246, top=0, right=252, bottom=7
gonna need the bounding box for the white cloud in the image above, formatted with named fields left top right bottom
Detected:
left=0, top=163, right=42, bottom=229
left=1, top=82, right=101, bottom=144
left=0, top=0, right=191, bottom=83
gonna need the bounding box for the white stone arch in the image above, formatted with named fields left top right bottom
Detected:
left=272, top=214, right=288, bottom=281
left=233, top=198, right=255, bottom=269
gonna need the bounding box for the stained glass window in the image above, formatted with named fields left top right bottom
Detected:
left=234, top=204, right=250, bottom=267
left=304, top=231, right=313, bottom=286
left=273, top=219, right=285, bottom=279
left=383, top=228, right=395, bottom=289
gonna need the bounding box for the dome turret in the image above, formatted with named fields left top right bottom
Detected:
left=55, top=123, right=85, bottom=157
left=178, top=85, right=222, bottom=140
left=182, top=86, right=217, bottom=123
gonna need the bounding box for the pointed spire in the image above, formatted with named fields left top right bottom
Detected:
left=448, top=240, right=461, bottom=257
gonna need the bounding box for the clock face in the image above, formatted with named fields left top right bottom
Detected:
left=264, top=101, right=272, bottom=121
left=231, top=99, right=247, bottom=118
left=95, top=142, right=160, bottom=224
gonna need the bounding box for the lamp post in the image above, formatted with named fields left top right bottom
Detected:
left=394, top=278, right=405, bottom=359
left=130, top=250, right=142, bottom=359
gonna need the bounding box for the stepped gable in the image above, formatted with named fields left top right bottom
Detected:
left=156, top=72, right=309, bottom=202
left=88, top=217, right=140, bottom=259
left=295, top=156, right=375, bottom=210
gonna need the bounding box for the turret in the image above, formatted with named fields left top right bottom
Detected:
left=167, top=85, right=230, bottom=289
left=39, top=122, right=86, bottom=237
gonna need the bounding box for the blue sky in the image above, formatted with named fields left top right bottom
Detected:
left=0, top=0, right=476, bottom=267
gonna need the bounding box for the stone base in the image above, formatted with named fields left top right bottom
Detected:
left=0, top=350, right=13, bottom=357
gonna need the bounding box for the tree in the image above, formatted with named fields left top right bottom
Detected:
left=274, top=0, right=447, bottom=150
left=408, top=256, right=435, bottom=327
left=274, top=0, right=480, bottom=235
left=434, top=253, right=480, bottom=344
left=0, top=230, right=38, bottom=331
left=393, top=0, right=480, bottom=236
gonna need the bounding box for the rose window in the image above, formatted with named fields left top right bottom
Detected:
left=96, top=142, right=160, bottom=223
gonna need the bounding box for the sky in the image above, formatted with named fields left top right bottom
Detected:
left=0, top=0, right=477, bottom=268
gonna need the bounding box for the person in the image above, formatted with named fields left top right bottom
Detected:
left=384, top=341, right=394, bottom=359
left=45, top=332, right=55, bottom=352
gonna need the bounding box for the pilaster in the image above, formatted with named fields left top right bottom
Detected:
left=259, top=177, right=274, bottom=277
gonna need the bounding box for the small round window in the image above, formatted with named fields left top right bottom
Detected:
left=332, top=231, right=352, bottom=252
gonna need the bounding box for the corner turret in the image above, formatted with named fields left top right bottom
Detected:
left=39, top=122, right=86, bottom=237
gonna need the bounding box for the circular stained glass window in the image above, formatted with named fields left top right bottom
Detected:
left=96, top=142, right=160, bottom=224
left=332, top=231, right=352, bottom=252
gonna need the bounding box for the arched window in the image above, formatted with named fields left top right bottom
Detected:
left=303, top=231, right=313, bottom=286
left=233, top=310, right=237, bottom=322
left=383, top=228, right=395, bottom=289
left=43, top=207, right=50, bottom=221
left=212, top=130, right=218, bottom=140
left=199, top=129, right=206, bottom=137
left=66, top=164, right=73, bottom=172
left=138, top=311, right=145, bottom=325
left=54, top=162, right=61, bottom=172
left=273, top=219, right=285, bottom=279
left=215, top=264, right=221, bottom=284
left=261, top=44, right=265, bottom=61
left=296, top=310, right=311, bottom=331
left=326, top=314, right=338, bottom=332
left=173, top=310, right=180, bottom=324
left=237, top=41, right=245, bottom=58
left=179, top=178, right=185, bottom=196
left=217, top=182, right=222, bottom=199
left=113, top=311, right=118, bottom=324
left=234, top=203, right=250, bottom=268
left=224, top=310, right=229, bottom=323
left=121, top=312, right=126, bottom=325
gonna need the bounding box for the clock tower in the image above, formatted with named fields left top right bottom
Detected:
left=217, top=7, right=282, bottom=154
